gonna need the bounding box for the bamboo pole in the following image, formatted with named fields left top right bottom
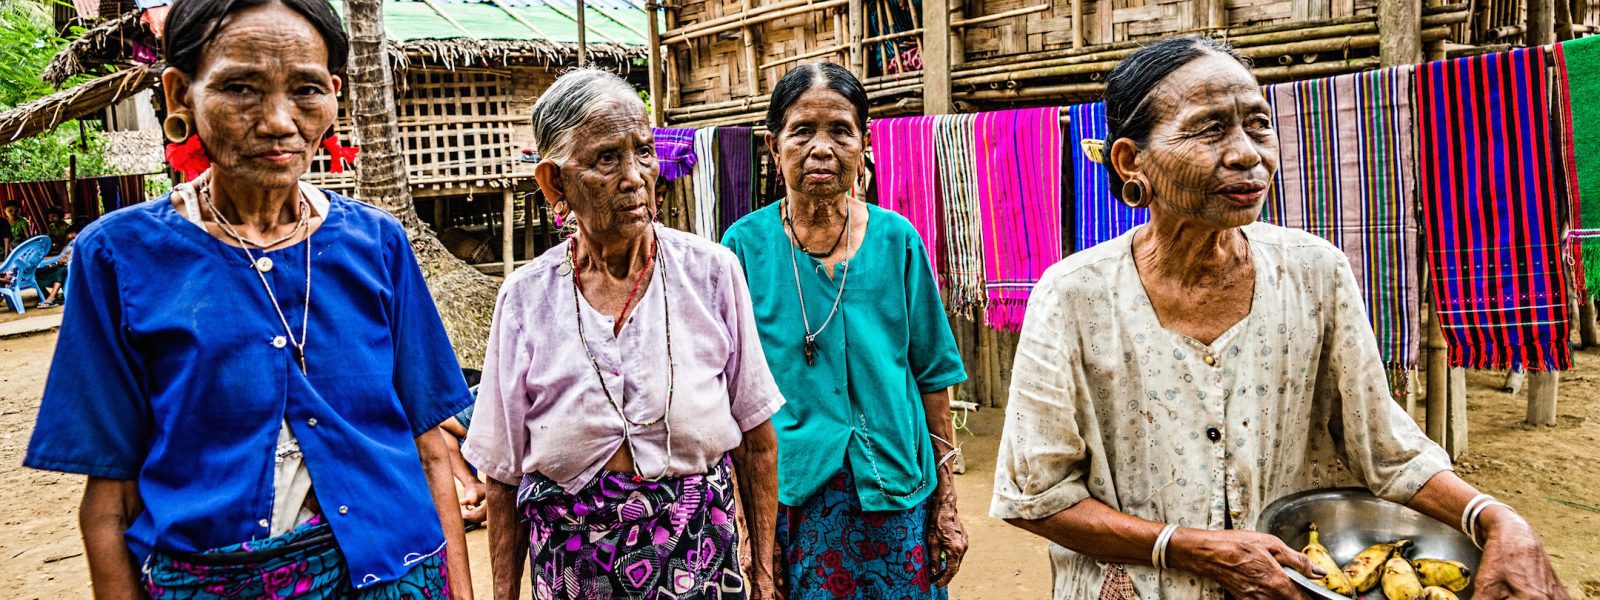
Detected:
left=950, top=3, right=1049, bottom=27
left=663, top=0, right=850, bottom=45
left=741, top=0, right=760, bottom=96
left=501, top=188, right=515, bottom=277
left=760, top=43, right=849, bottom=69
left=419, top=0, right=479, bottom=38
left=1425, top=306, right=1448, bottom=444
left=576, top=0, right=589, bottom=67
left=490, top=0, right=558, bottom=40
left=1447, top=367, right=1467, bottom=457
left=661, top=0, right=814, bottom=38
left=1071, top=0, right=1083, bottom=48
left=848, top=0, right=866, bottom=74
left=923, top=0, right=952, bottom=114
left=1528, top=0, right=1555, bottom=45
left=863, top=28, right=922, bottom=44
left=647, top=0, right=664, bottom=125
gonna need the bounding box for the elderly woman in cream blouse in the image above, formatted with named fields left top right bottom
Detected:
left=990, top=36, right=1568, bottom=600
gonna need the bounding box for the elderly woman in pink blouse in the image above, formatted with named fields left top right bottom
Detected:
left=463, top=68, right=785, bottom=600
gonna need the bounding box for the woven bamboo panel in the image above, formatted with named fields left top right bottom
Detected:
left=957, top=0, right=1322, bottom=61
left=303, top=68, right=521, bottom=195
left=671, top=0, right=850, bottom=108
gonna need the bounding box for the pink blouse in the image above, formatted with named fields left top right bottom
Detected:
left=463, top=226, right=784, bottom=490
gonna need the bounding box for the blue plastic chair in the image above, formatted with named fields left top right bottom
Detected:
left=37, top=247, right=69, bottom=303
left=0, top=236, right=54, bottom=314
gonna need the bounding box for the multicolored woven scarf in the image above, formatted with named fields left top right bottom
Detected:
left=974, top=107, right=1064, bottom=331
left=1416, top=48, right=1572, bottom=371
left=716, top=126, right=756, bottom=232
left=1068, top=102, right=1146, bottom=251
left=691, top=127, right=720, bottom=240
left=870, top=115, right=942, bottom=277
left=935, top=114, right=987, bottom=318
left=1262, top=67, right=1422, bottom=398
left=652, top=127, right=698, bottom=181
left=1556, top=35, right=1600, bottom=295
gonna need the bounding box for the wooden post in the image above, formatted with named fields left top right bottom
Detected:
left=1070, top=0, right=1083, bottom=48
left=740, top=0, right=760, bottom=96
left=647, top=0, right=664, bottom=125
left=921, top=0, right=951, bottom=114
left=67, top=155, right=77, bottom=214
left=1526, top=371, right=1559, bottom=426
left=848, top=0, right=865, bottom=76
left=1527, top=0, right=1554, bottom=46
left=502, top=188, right=515, bottom=276
left=523, top=186, right=537, bottom=259
left=577, top=0, right=588, bottom=68
left=1447, top=367, right=1468, bottom=457
left=1425, top=306, right=1449, bottom=443
left=1556, top=0, right=1574, bottom=40
left=1580, top=294, right=1600, bottom=348
left=1378, top=0, right=1422, bottom=66
left=1503, top=369, right=1526, bottom=394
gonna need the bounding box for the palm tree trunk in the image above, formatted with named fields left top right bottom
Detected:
left=344, top=0, right=496, bottom=367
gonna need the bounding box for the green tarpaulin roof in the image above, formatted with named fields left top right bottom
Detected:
left=329, top=0, right=650, bottom=47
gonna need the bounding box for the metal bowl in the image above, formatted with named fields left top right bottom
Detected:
left=1257, top=488, right=1481, bottom=599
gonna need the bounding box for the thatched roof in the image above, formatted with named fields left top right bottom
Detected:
left=0, top=64, right=160, bottom=145
left=45, top=0, right=652, bottom=84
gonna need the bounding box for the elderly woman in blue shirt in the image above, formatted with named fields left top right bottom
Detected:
left=23, top=0, right=474, bottom=596
left=722, top=62, right=970, bottom=599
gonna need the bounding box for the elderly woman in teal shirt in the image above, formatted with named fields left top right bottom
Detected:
left=722, top=62, right=969, bottom=599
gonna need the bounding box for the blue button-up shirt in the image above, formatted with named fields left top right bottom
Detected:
left=24, top=191, right=473, bottom=587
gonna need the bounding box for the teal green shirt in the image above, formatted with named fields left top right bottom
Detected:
left=722, top=203, right=967, bottom=511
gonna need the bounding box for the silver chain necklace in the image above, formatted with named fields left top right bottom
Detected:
left=204, top=186, right=314, bottom=374
left=783, top=199, right=851, bottom=366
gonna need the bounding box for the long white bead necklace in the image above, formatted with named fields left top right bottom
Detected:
left=204, top=185, right=314, bottom=375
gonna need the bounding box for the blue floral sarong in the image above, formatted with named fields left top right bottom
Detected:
left=776, top=467, right=946, bottom=600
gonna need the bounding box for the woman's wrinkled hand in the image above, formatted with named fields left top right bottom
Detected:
left=1474, top=510, right=1569, bottom=600
left=925, top=489, right=968, bottom=588
left=1167, top=528, right=1323, bottom=600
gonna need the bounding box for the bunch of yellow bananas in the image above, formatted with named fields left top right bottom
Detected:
left=1300, top=523, right=1473, bottom=599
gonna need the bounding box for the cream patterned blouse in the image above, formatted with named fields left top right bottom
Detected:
left=990, top=222, right=1452, bottom=600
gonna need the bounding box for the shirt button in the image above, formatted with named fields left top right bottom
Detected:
left=1206, top=427, right=1222, bottom=442
left=1204, top=354, right=1217, bottom=366
left=254, top=257, right=274, bottom=272
left=272, top=336, right=287, bottom=349
left=258, top=519, right=270, bottom=528
left=338, top=505, right=349, bottom=515
left=307, top=417, right=318, bottom=427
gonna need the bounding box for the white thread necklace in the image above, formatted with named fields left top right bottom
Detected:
left=783, top=199, right=851, bottom=366
left=204, top=186, right=315, bottom=374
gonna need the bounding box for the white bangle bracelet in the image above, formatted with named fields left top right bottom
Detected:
left=1152, top=524, right=1180, bottom=570
left=1461, top=493, right=1493, bottom=538
left=1469, top=500, right=1515, bottom=550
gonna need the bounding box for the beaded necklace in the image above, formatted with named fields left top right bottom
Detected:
left=568, top=226, right=676, bottom=481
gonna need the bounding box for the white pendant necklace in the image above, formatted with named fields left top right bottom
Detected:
left=204, top=186, right=315, bottom=374
left=783, top=199, right=851, bottom=366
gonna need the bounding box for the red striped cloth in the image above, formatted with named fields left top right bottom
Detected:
left=1416, top=48, right=1572, bottom=371
left=869, top=115, right=942, bottom=278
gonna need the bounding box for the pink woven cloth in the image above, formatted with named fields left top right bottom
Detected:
left=870, top=115, right=942, bottom=278
left=974, top=107, right=1063, bottom=331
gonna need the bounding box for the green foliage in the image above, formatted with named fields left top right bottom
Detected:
left=0, top=0, right=115, bottom=183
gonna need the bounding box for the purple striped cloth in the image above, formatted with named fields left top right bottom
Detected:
left=653, top=127, right=698, bottom=181
left=716, top=127, right=755, bottom=232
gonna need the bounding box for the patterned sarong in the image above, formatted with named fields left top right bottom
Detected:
left=934, top=114, right=986, bottom=318
left=519, top=455, right=744, bottom=599
left=1068, top=102, right=1146, bottom=251
left=1556, top=35, right=1600, bottom=294
left=653, top=127, right=699, bottom=182
left=691, top=128, right=721, bottom=240
left=776, top=466, right=945, bottom=600
left=141, top=515, right=449, bottom=599
left=871, top=115, right=942, bottom=277
left=1416, top=48, right=1572, bottom=371
left=1262, top=68, right=1422, bottom=398
left=717, top=127, right=756, bottom=233
left=974, top=107, right=1064, bottom=331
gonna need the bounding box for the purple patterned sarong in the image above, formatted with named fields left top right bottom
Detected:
left=141, top=515, right=450, bottom=599
left=518, top=454, right=744, bottom=600
left=653, top=127, right=699, bottom=182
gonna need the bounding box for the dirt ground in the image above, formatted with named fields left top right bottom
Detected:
left=1, top=330, right=1595, bottom=599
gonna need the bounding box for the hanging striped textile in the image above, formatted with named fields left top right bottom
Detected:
left=690, top=127, right=720, bottom=240
left=1416, top=48, right=1572, bottom=371
left=974, top=107, right=1064, bottom=331
left=935, top=114, right=987, bottom=318
left=652, top=127, right=698, bottom=182
left=716, top=127, right=755, bottom=232
left=1555, top=35, right=1600, bottom=294
left=870, top=115, right=942, bottom=277
left=1068, top=102, right=1146, bottom=251
left=1262, top=68, right=1422, bottom=398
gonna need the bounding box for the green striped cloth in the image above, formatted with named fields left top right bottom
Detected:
left=1558, top=35, right=1600, bottom=294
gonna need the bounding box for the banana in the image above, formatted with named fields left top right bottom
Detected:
left=1343, top=539, right=1412, bottom=593
left=1420, top=586, right=1461, bottom=600
left=1302, top=524, right=1357, bottom=596
left=1382, top=556, right=1425, bottom=600
left=1412, top=558, right=1472, bottom=592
